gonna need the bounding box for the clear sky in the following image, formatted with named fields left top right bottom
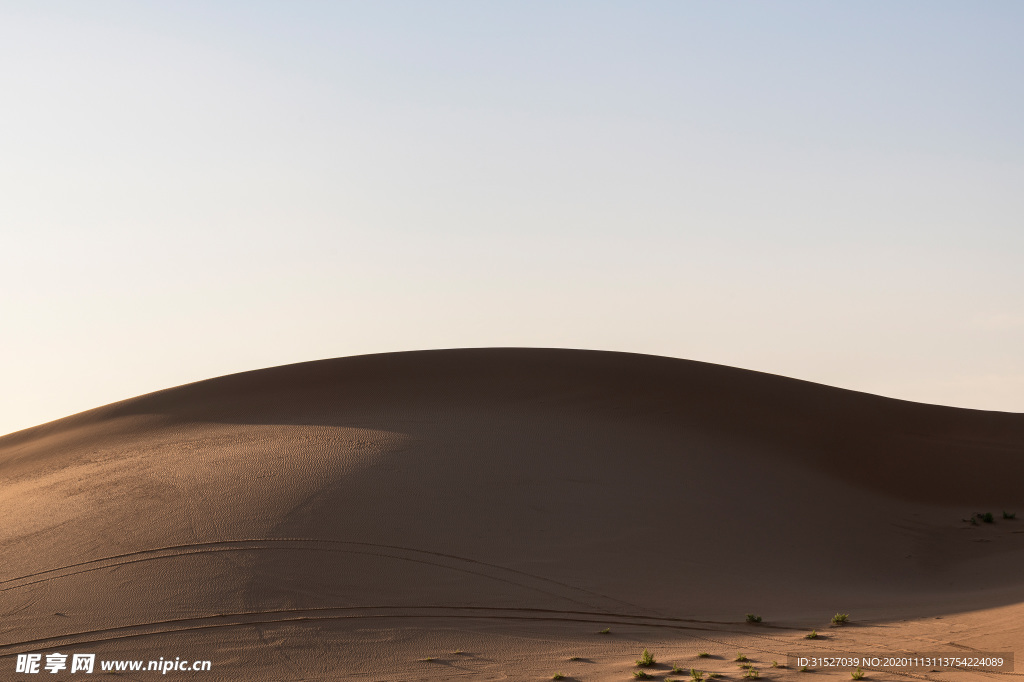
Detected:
left=3, top=1, right=1023, bottom=436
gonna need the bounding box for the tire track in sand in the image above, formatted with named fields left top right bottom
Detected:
left=0, top=538, right=641, bottom=613
left=1, top=606, right=1006, bottom=680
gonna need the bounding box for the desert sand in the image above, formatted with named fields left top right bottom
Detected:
left=2, top=348, right=1023, bottom=680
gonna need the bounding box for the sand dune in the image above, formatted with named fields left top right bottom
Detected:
left=2, top=348, right=1023, bottom=680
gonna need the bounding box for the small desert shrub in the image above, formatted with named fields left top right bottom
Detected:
left=598, top=627, right=611, bottom=634
left=421, top=657, right=435, bottom=662
left=980, top=512, right=994, bottom=524
left=672, top=665, right=684, bottom=673
left=691, top=669, right=705, bottom=681
left=771, top=661, right=780, bottom=668
left=1004, top=510, right=1017, bottom=520
left=746, top=613, right=762, bottom=623
left=569, top=657, right=583, bottom=661
left=735, top=654, right=749, bottom=662
left=806, top=630, right=818, bottom=639
left=552, top=674, right=565, bottom=681
left=637, top=649, right=656, bottom=667
left=799, top=666, right=810, bottom=672
left=697, top=652, right=711, bottom=658
left=740, top=663, right=754, bottom=670
left=709, top=674, right=722, bottom=679
left=831, top=613, right=849, bottom=625
left=851, top=667, right=865, bottom=680
left=634, top=672, right=653, bottom=680
left=743, top=669, right=760, bottom=679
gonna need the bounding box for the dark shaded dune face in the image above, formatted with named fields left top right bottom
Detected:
left=2, top=349, right=1024, bottom=666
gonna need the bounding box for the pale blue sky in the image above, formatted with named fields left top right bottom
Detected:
left=3, top=1, right=1023, bottom=436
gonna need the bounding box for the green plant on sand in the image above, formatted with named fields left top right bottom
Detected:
left=637, top=649, right=656, bottom=667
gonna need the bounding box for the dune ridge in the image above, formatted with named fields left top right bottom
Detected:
left=2, top=348, right=1023, bottom=679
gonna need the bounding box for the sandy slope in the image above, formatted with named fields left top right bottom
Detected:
left=2, top=348, right=1023, bottom=680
